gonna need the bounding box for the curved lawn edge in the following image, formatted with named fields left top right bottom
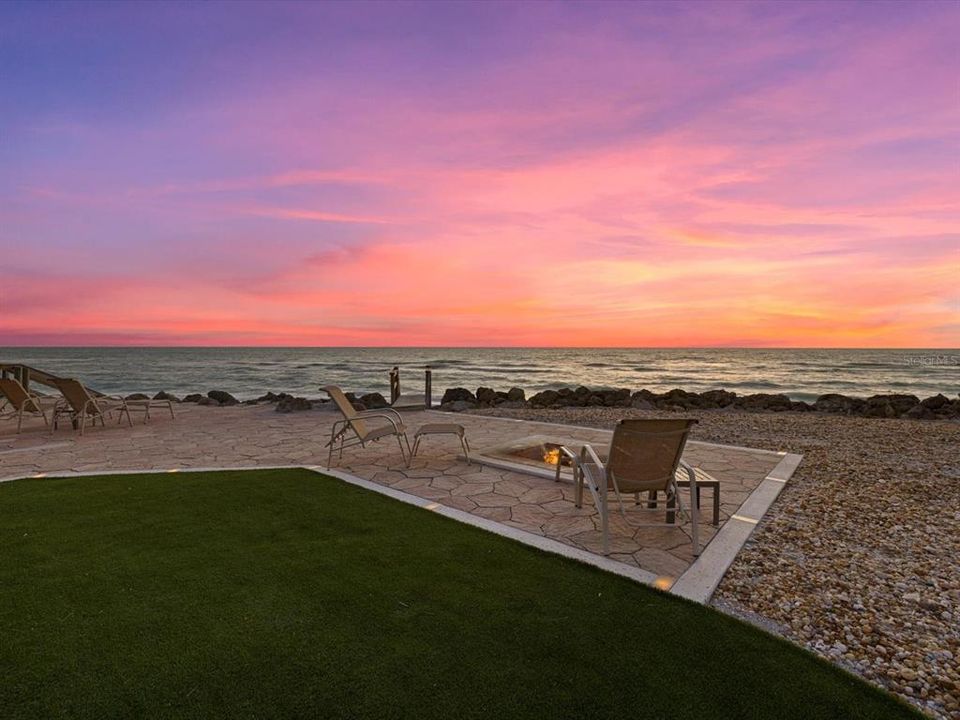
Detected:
left=0, top=469, right=922, bottom=720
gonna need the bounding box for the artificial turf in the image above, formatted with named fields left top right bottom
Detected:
left=0, top=468, right=919, bottom=719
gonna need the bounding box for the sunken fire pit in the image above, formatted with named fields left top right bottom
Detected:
left=472, top=434, right=608, bottom=480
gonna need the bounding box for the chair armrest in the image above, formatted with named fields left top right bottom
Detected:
left=555, top=446, right=581, bottom=483
left=356, top=408, right=403, bottom=424
left=353, top=412, right=401, bottom=432
left=580, top=443, right=605, bottom=471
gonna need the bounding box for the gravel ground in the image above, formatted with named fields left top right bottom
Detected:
left=472, top=406, right=959, bottom=719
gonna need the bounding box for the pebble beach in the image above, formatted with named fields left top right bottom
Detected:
left=474, top=405, right=960, bottom=719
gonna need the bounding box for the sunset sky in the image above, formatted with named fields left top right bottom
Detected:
left=1, top=1, right=957, bottom=347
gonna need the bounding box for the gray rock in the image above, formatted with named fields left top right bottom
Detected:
left=125, top=393, right=149, bottom=401
left=476, top=387, right=497, bottom=406
left=359, top=392, right=388, bottom=409
left=441, top=388, right=476, bottom=404
left=440, top=400, right=476, bottom=412
left=529, top=389, right=560, bottom=408
left=182, top=393, right=203, bottom=403
left=207, top=390, right=239, bottom=406
left=736, top=393, right=793, bottom=412
left=506, top=387, right=525, bottom=402
left=153, top=391, right=180, bottom=402
left=701, top=389, right=737, bottom=407
left=276, top=396, right=312, bottom=413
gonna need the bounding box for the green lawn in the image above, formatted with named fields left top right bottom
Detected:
left=0, top=469, right=917, bottom=719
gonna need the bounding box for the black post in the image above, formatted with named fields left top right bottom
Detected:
left=389, top=367, right=400, bottom=404
left=424, top=366, right=432, bottom=408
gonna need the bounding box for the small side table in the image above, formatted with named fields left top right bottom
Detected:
left=411, top=423, right=471, bottom=463
left=646, top=473, right=721, bottom=526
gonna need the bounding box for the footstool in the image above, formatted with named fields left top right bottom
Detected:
left=411, top=423, right=471, bottom=463
left=645, top=470, right=721, bottom=526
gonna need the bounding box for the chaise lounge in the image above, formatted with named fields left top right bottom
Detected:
left=51, top=378, right=133, bottom=436
left=323, top=385, right=411, bottom=466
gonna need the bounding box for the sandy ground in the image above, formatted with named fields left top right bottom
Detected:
left=474, top=406, right=960, bottom=719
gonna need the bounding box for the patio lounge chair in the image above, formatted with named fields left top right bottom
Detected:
left=560, top=418, right=702, bottom=556
left=0, top=378, right=55, bottom=433
left=51, top=378, right=133, bottom=436
left=323, top=385, right=411, bottom=466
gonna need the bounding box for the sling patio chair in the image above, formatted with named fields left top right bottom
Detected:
left=51, top=378, right=133, bottom=436
left=0, top=378, right=57, bottom=433
left=322, top=385, right=411, bottom=467
left=558, top=418, right=703, bottom=556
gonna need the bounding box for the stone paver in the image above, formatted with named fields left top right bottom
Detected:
left=0, top=404, right=783, bottom=583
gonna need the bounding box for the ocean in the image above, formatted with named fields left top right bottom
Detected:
left=1, top=347, right=957, bottom=402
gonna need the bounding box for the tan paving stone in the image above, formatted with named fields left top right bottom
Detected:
left=509, top=503, right=554, bottom=527
left=450, top=482, right=495, bottom=497
left=472, top=493, right=520, bottom=508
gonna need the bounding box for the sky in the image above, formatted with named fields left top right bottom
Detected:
left=1, top=0, right=958, bottom=348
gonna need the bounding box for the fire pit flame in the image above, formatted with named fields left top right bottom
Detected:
left=542, top=447, right=561, bottom=465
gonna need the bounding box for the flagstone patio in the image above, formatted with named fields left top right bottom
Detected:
left=0, top=404, right=797, bottom=590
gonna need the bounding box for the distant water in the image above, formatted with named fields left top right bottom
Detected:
left=1, top=347, right=957, bottom=402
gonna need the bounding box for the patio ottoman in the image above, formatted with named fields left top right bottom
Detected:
left=411, top=423, right=471, bottom=464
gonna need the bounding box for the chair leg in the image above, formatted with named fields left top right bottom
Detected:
left=411, top=436, right=421, bottom=458
left=17, top=408, right=23, bottom=433
left=460, top=435, right=470, bottom=464
left=609, top=475, right=628, bottom=520
left=396, top=434, right=408, bottom=466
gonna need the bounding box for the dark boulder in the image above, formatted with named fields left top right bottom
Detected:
left=359, top=392, right=388, bottom=409
left=153, top=391, right=180, bottom=402
left=920, top=394, right=950, bottom=411
left=701, top=389, right=737, bottom=407
left=125, top=393, right=149, bottom=400
left=630, top=389, right=657, bottom=409
left=790, top=401, right=813, bottom=412
left=814, top=394, right=865, bottom=414
left=440, top=399, right=476, bottom=412
left=182, top=393, right=203, bottom=403
left=864, top=394, right=919, bottom=418
left=658, top=388, right=700, bottom=409
left=441, top=388, right=477, bottom=404
left=506, top=387, right=525, bottom=402
left=475, top=387, right=497, bottom=406
left=529, top=389, right=560, bottom=408
left=343, top=392, right=365, bottom=411
left=197, top=396, right=218, bottom=406
left=276, top=396, right=312, bottom=413
left=603, top=388, right=632, bottom=407
left=736, top=393, right=793, bottom=412
left=904, top=404, right=935, bottom=420
left=207, top=390, right=239, bottom=406
left=256, top=391, right=281, bottom=403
